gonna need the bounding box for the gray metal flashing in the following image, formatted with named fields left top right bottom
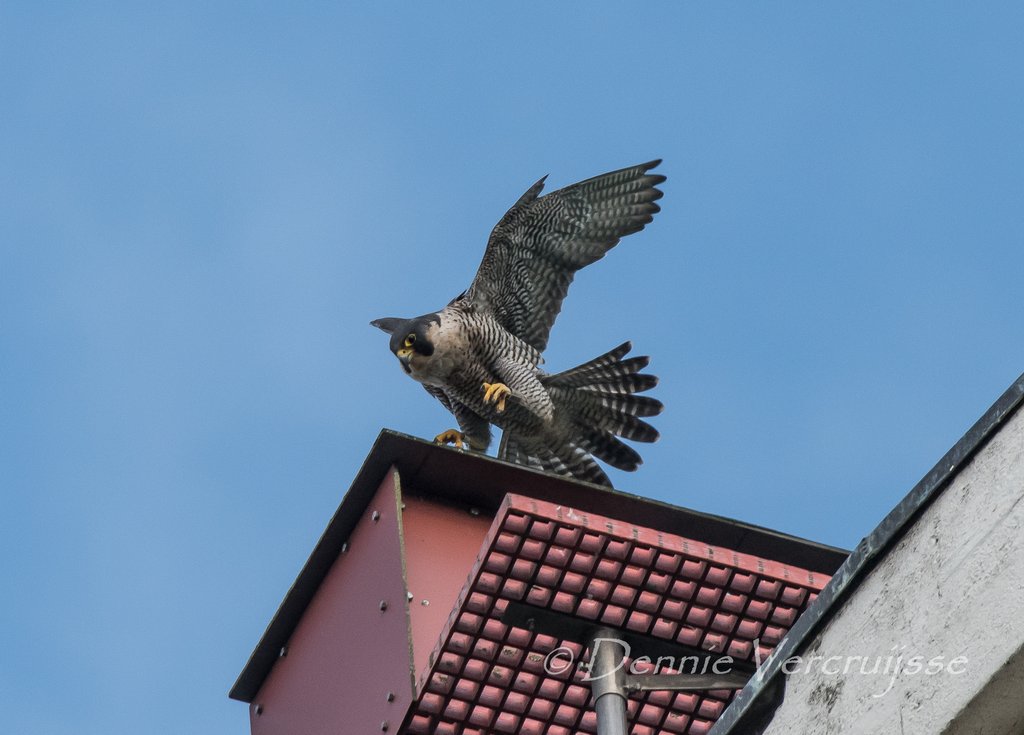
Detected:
left=229, top=429, right=849, bottom=703
left=708, top=371, right=1024, bottom=735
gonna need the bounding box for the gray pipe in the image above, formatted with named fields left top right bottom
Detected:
left=588, top=628, right=629, bottom=735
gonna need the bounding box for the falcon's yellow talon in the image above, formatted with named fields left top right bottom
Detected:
left=434, top=429, right=465, bottom=449
left=482, top=382, right=512, bottom=413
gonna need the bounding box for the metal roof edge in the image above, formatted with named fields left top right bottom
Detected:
left=228, top=430, right=400, bottom=702
left=708, top=371, right=1024, bottom=735
left=373, top=429, right=850, bottom=570
left=229, top=428, right=851, bottom=703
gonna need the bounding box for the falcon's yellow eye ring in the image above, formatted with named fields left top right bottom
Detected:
left=404, top=334, right=416, bottom=348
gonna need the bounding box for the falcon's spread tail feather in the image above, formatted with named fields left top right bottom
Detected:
left=498, top=342, right=662, bottom=487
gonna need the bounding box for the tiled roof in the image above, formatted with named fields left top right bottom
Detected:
left=403, top=494, right=830, bottom=735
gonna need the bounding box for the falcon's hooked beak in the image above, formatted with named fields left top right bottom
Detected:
left=396, top=348, right=413, bottom=374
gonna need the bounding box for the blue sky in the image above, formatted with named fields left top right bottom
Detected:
left=3, top=3, right=1023, bottom=733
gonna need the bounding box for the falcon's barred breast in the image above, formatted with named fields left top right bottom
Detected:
left=371, top=161, right=665, bottom=487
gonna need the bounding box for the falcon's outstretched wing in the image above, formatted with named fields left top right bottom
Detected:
left=464, top=160, right=665, bottom=353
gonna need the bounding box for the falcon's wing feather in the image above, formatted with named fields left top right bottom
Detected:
left=464, top=160, right=665, bottom=353
left=422, top=384, right=454, bottom=413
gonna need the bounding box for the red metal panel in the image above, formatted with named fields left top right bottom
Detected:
left=251, top=469, right=414, bottom=735
left=401, top=495, right=493, bottom=682
left=401, top=493, right=832, bottom=735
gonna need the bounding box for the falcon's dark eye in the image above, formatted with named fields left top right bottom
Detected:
left=404, top=334, right=416, bottom=348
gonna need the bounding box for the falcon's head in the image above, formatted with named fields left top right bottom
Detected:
left=370, top=314, right=439, bottom=377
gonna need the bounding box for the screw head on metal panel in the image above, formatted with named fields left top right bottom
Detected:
left=421, top=599, right=429, bottom=606
left=372, top=510, right=381, bottom=522
left=379, top=600, right=388, bottom=612
left=386, top=691, right=395, bottom=702
left=407, top=592, right=414, bottom=601
left=469, top=507, right=480, bottom=516
left=380, top=721, right=389, bottom=731
left=341, top=542, right=348, bottom=554
left=254, top=704, right=263, bottom=716
left=278, top=645, right=288, bottom=658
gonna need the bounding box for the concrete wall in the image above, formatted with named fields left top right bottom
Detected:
left=761, top=407, right=1024, bottom=734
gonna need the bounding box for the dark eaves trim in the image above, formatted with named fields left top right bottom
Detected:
left=708, top=371, right=1024, bottom=735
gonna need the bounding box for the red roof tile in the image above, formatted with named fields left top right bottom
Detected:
left=401, top=494, right=830, bottom=734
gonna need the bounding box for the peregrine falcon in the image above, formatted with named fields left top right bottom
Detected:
left=371, top=160, right=665, bottom=487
